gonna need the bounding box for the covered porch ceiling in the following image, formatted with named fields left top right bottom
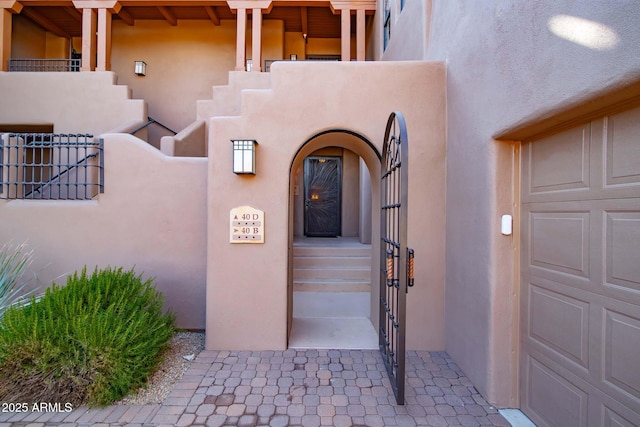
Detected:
left=11, top=0, right=376, bottom=40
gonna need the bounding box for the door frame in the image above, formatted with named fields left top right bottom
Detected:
left=287, top=129, right=382, bottom=343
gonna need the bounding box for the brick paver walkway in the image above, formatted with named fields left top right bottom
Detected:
left=0, top=350, right=511, bottom=426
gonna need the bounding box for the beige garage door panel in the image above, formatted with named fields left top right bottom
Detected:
left=606, top=210, right=640, bottom=296
left=523, top=278, right=640, bottom=401
left=524, top=350, right=640, bottom=427
left=524, top=199, right=640, bottom=307
left=521, top=114, right=640, bottom=204
left=521, top=106, right=640, bottom=427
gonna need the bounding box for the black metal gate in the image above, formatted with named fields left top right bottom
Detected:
left=379, top=111, right=414, bottom=405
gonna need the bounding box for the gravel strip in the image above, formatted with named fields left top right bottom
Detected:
left=116, top=331, right=205, bottom=405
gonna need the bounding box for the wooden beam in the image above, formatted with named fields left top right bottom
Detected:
left=204, top=5, right=219, bottom=25
left=22, top=7, right=71, bottom=38
left=115, top=0, right=227, bottom=5
left=10, top=1, right=72, bottom=5
left=157, top=5, right=177, bottom=25
left=117, top=7, right=134, bottom=25
left=63, top=6, right=82, bottom=21
left=300, top=6, right=307, bottom=36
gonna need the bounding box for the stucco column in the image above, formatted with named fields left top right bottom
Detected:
left=80, top=8, right=97, bottom=71
left=356, top=9, right=365, bottom=61
left=96, top=8, right=112, bottom=71
left=251, top=8, right=262, bottom=72
left=228, top=1, right=271, bottom=71
left=0, top=1, right=22, bottom=72
left=235, top=8, right=247, bottom=71
left=341, top=9, right=351, bottom=62
left=0, top=8, right=12, bottom=72
left=330, top=0, right=374, bottom=61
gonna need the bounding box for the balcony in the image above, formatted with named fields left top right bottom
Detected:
left=8, top=59, right=81, bottom=72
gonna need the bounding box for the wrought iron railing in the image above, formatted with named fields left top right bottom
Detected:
left=130, top=117, right=177, bottom=136
left=8, top=58, right=81, bottom=72
left=383, top=8, right=391, bottom=50
left=0, top=133, right=103, bottom=200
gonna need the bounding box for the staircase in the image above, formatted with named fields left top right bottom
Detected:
left=197, top=71, right=272, bottom=119
left=293, top=240, right=371, bottom=294
left=290, top=238, right=378, bottom=349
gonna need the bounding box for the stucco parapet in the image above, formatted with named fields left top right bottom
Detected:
left=268, top=60, right=445, bottom=88
left=102, top=132, right=208, bottom=165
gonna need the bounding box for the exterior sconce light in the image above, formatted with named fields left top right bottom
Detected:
left=290, top=54, right=297, bottom=61
left=232, top=139, right=257, bottom=174
left=134, top=61, right=146, bottom=76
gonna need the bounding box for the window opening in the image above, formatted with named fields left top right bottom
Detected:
left=383, top=0, right=392, bottom=50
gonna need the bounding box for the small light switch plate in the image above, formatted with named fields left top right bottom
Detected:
left=501, top=214, right=512, bottom=235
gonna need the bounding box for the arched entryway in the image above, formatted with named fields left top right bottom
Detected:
left=287, top=129, right=381, bottom=349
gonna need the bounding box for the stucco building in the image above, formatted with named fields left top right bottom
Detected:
left=1, top=0, right=639, bottom=425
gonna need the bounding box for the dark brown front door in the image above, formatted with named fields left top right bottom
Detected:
left=304, top=156, right=342, bottom=237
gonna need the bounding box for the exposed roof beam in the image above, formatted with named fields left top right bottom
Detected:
left=157, top=5, right=177, bottom=25
left=300, top=6, right=307, bottom=35
left=204, top=5, right=220, bottom=25
left=117, top=7, right=134, bottom=25
left=10, top=1, right=71, bottom=6
left=21, top=7, right=71, bottom=38
left=63, top=6, right=83, bottom=21
left=115, top=0, right=227, bottom=5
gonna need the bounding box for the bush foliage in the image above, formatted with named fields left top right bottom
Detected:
left=0, top=242, right=35, bottom=317
left=0, top=267, right=175, bottom=406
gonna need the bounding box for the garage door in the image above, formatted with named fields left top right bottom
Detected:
left=520, top=106, right=640, bottom=426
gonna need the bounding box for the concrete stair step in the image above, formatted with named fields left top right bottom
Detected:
left=294, top=266, right=370, bottom=281
left=293, top=245, right=371, bottom=258
left=293, top=291, right=370, bottom=318
left=293, top=239, right=372, bottom=293
left=294, top=256, right=372, bottom=268
left=293, top=279, right=371, bottom=292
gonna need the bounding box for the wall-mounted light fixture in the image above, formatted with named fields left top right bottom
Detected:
left=134, top=60, right=146, bottom=76
left=231, top=139, right=257, bottom=174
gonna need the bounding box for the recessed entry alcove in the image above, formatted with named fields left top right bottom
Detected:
left=288, top=129, right=381, bottom=350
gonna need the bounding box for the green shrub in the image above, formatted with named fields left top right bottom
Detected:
left=0, top=242, right=35, bottom=317
left=0, top=266, right=175, bottom=406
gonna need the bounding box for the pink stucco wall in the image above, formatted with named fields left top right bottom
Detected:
left=0, top=134, right=208, bottom=329
left=206, top=61, right=446, bottom=351
left=0, top=72, right=145, bottom=134
left=379, top=0, right=640, bottom=408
